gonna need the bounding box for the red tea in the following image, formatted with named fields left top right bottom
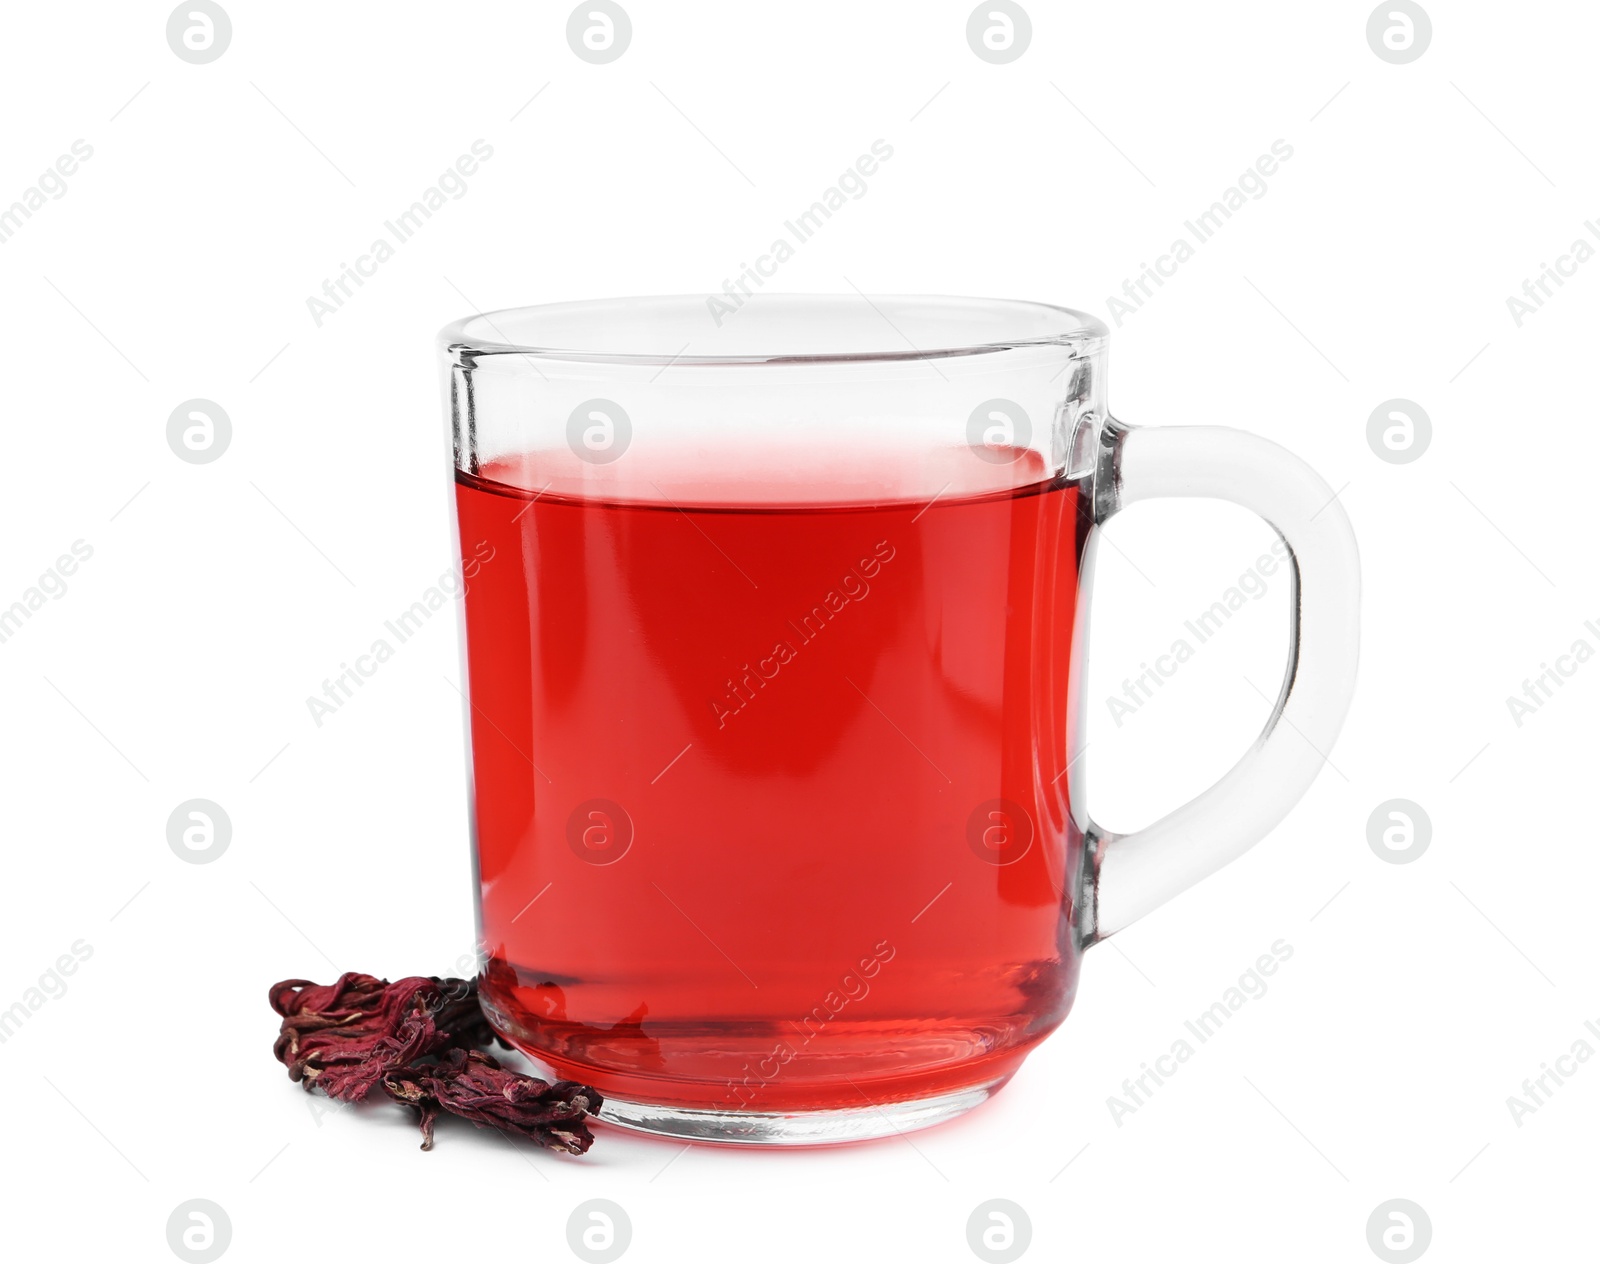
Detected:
left=456, top=449, right=1089, bottom=1112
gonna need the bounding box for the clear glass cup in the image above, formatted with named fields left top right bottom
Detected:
left=439, top=295, right=1359, bottom=1145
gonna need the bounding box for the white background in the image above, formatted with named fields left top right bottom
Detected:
left=2, top=1, right=1596, bottom=1260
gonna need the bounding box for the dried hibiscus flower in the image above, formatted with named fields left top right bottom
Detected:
left=269, top=972, right=601, bottom=1154
left=269, top=973, right=492, bottom=1101
left=382, top=1048, right=602, bottom=1154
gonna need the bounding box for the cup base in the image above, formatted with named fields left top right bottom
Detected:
left=596, top=1077, right=1006, bottom=1146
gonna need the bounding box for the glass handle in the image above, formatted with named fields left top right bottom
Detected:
left=1082, top=420, right=1361, bottom=942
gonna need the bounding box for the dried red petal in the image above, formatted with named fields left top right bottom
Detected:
left=269, top=973, right=493, bottom=1101
left=382, top=1049, right=603, bottom=1155
left=270, top=971, right=602, bottom=1156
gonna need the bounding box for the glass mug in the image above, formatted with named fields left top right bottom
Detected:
left=439, top=295, right=1359, bottom=1144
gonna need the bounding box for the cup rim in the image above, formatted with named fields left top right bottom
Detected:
left=438, top=293, right=1109, bottom=367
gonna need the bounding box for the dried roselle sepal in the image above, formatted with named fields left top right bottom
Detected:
left=270, top=971, right=602, bottom=1154
left=382, top=1048, right=603, bottom=1155
left=379, top=1068, right=443, bottom=1150
left=269, top=973, right=491, bottom=1101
